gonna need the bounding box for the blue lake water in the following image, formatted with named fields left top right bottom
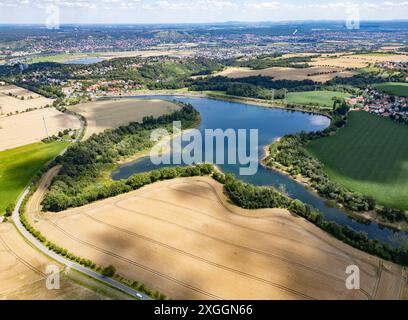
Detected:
left=64, top=57, right=104, bottom=65
left=111, top=95, right=407, bottom=247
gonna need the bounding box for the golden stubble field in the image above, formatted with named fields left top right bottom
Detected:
left=0, top=223, right=110, bottom=300
left=0, top=108, right=80, bottom=151
left=215, top=66, right=355, bottom=83
left=0, top=85, right=54, bottom=116
left=69, top=99, right=181, bottom=139
left=309, top=53, right=408, bottom=69
left=29, top=176, right=407, bottom=300
left=213, top=53, right=408, bottom=82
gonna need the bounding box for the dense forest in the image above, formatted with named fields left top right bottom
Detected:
left=233, top=54, right=319, bottom=70
left=188, top=75, right=320, bottom=99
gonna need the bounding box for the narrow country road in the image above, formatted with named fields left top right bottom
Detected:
left=12, top=165, right=152, bottom=300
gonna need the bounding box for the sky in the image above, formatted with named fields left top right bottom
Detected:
left=0, top=0, right=407, bottom=24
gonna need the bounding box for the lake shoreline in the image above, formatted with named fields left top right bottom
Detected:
left=108, top=94, right=407, bottom=247
left=261, top=142, right=408, bottom=233
left=96, top=90, right=334, bottom=120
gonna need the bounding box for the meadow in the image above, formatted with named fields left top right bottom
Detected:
left=0, top=141, right=68, bottom=214
left=284, top=91, right=351, bottom=108
left=308, top=111, right=408, bottom=210
left=373, top=82, right=408, bottom=97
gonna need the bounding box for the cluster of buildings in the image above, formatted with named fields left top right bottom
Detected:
left=2, top=24, right=408, bottom=64
left=348, top=87, right=408, bottom=119
left=63, top=80, right=143, bottom=98
left=374, top=60, right=408, bottom=71
left=19, top=72, right=67, bottom=86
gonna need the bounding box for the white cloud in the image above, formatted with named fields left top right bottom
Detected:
left=244, top=1, right=280, bottom=9
left=0, top=0, right=408, bottom=23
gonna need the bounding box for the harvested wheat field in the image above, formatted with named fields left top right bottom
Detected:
left=215, top=66, right=355, bottom=83
left=0, top=85, right=46, bottom=99
left=69, top=99, right=181, bottom=139
left=0, top=223, right=51, bottom=295
left=0, top=223, right=112, bottom=300
left=310, top=53, right=408, bottom=69
left=0, top=108, right=80, bottom=151
left=30, top=176, right=407, bottom=300
left=0, top=85, right=54, bottom=116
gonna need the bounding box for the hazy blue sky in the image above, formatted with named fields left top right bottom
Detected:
left=0, top=0, right=407, bottom=24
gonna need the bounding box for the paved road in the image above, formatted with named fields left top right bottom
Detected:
left=12, top=185, right=151, bottom=301
left=11, top=110, right=152, bottom=300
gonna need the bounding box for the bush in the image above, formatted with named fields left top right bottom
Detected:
left=377, top=207, right=407, bottom=223
left=212, top=171, right=226, bottom=184
left=4, top=203, right=15, bottom=217
left=102, top=265, right=116, bottom=277
left=126, top=173, right=151, bottom=189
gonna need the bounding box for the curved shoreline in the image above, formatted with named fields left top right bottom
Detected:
left=96, top=90, right=334, bottom=120
left=261, top=142, right=408, bottom=233
left=20, top=172, right=408, bottom=299
left=102, top=94, right=406, bottom=247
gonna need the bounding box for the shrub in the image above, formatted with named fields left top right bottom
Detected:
left=102, top=265, right=116, bottom=277
left=4, top=203, right=15, bottom=217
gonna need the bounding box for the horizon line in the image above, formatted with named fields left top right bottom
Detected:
left=1, top=19, right=408, bottom=27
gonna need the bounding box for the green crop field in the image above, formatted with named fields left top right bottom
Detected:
left=284, top=91, right=351, bottom=108
left=0, top=141, right=69, bottom=215
left=308, top=111, right=408, bottom=210
left=373, top=82, right=408, bottom=97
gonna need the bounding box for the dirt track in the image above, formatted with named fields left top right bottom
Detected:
left=28, top=173, right=407, bottom=300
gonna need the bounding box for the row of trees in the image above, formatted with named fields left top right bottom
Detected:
left=43, top=164, right=214, bottom=212
left=266, top=133, right=377, bottom=213
left=325, top=73, right=403, bottom=88
left=390, top=113, right=408, bottom=126
left=265, top=114, right=408, bottom=224
left=188, top=75, right=318, bottom=94
left=225, top=83, right=274, bottom=100
left=234, top=55, right=318, bottom=70
left=213, top=172, right=408, bottom=266
left=18, top=164, right=168, bottom=300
